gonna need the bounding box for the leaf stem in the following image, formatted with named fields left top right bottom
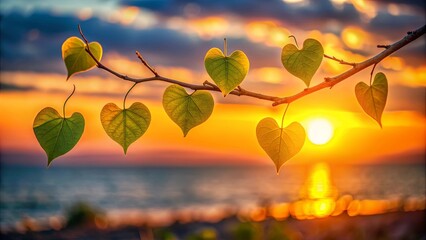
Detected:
left=123, top=82, right=138, bottom=109
left=370, top=63, right=377, bottom=85
left=224, top=38, right=227, bottom=56
left=63, top=84, right=76, bottom=118
left=288, top=35, right=299, bottom=48
left=280, top=104, right=290, bottom=128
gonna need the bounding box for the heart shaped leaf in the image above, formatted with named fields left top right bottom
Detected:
left=33, top=107, right=85, bottom=166
left=204, top=48, right=249, bottom=96
left=256, top=117, right=306, bottom=173
left=355, top=72, right=388, bottom=128
left=62, top=36, right=103, bottom=80
left=163, top=85, right=214, bottom=137
left=100, top=102, right=151, bottom=154
left=281, top=38, right=323, bottom=87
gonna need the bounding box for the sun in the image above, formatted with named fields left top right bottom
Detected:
left=307, top=118, right=334, bottom=145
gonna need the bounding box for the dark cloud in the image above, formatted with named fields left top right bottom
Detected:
left=368, top=12, right=426, bottom=39
left=121, top=0, right=362, bottom=29
left=0, top=10, right=283, bottom=75
left=128, top=0, right=425, bottom=15
left=386, top=85, right=426, bottom=114
left=0, top=150, right=261, bottom=166
left=1, top=11, right=208, bottom=73
left=0, top=2, right=424, bottom=76
left=119, top=0, right=424, bottom=42
left=0, top=82, right=36, bottom=91
left=0, top=11, right=80, bottom=73
left=394, top=42, right=426, bottom=68
left=372, top=0, right=426, bottom=10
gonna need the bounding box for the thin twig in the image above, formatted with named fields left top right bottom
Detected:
left=203, top=80, right=216, bottom=88
left=78, top=24, right=425, bottom=107
left=135, top=51, right=159, bottom=77
left=324, top=54, right=356, bottom=66
left=78, top=25, right=135, bottom=81
left=377, top=44, right=390, bottom=49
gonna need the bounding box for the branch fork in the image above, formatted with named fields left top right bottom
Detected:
left=77, top=24, right=425, bottom=107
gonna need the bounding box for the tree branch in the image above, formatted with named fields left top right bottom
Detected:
left=324, top=54, right=357, bottom=66
left=78, top=24, right=425, bottom=107
left=272, top=24, right=425, bottom=106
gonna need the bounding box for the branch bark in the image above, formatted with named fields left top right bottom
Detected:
left=78, top=24, right=425, bottom=107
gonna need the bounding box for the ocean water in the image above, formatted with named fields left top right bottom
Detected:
left=0, top=164, right=425, bottom=228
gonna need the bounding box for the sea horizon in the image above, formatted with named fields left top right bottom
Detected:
left=2, top=162, right=425, bottom=230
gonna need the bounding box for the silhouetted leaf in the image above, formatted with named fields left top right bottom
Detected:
left=100, top=102, right=151, bottom=153
left=281, top=38, right=323, bottom=87
left=163, top=85, right=214, bottom=137
left=256, top=118, right=305, bottom=173
left=355, top=72, right=388, bottom=127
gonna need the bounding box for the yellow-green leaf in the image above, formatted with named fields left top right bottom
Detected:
left=100, top=102, right=151, bottom=154
left=355, top=72, right=388, bottom=128
left=281, top=38, right=323, bottom=87
left=256, top=118, right=306, bottom=174
left=204, top=48, right=249, bottom=96
left=62, top=36, right=102, bottom=80
left=33, top=107, right=85, bottom=166
left=163, top=85, right=214, bottom=137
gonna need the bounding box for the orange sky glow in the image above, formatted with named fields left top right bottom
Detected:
left=0, top=0, right=425, bottom=167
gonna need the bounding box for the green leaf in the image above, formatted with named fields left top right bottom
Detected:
left=33, top=107, right=85, bottom=166
left=100, top=102, right=151, bottom=154
left=355, top=72, right=388, bottom=128
left=62, top=36, right=102, bottom=80
left=204, top=48, right=249, bottom=96
left=256, top=118, right=306, bottom=174
left=281, top=38, right=323, bottom=87
left=163, top=85, right=214, bottom=137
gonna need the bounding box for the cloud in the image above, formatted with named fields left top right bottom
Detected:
left=394, top=43, right=426, bottom=68
left=1, top=3, right=424, bottom=85
left=368, top=12, right=426, bottom=39
left=387, top=85, right=426, bottom=114
left=120, top=0, right=362, bottom=29
left=0, top=11, right=80, bottom=73
left=0, top=149, right=263, bottom=166
left=0, top=10, right=287, bottom=75
left=372, top=0, right=425, bottom=9
left=1, top=11, right=208, bottom=72
left=0, top=82, right=36, bottom=92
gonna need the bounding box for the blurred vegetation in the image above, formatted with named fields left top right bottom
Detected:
left=154, top=228, right=178, bottom=240
left=186, top=227, right=218, bottom=240
left=231, top=222, right=260, bottom=240
left=65, top=201, right=105, bottom=228
left=230, top=221, right=291, bottom=240
left=266, top=222, right=290, bottom=240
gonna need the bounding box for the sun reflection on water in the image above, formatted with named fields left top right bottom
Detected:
left=291, top=163, right=338, bottom=219
left=263, top=163, right=426, bottom=221
left=300, top=163, right=337, bottom=200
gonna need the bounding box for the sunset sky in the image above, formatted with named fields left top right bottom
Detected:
left=0, top=0, right=425, bottom=167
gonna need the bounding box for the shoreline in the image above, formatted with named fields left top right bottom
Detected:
left=3, top=194, right=425, bottom=231
left=1, top=210, right=425, bottom=240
